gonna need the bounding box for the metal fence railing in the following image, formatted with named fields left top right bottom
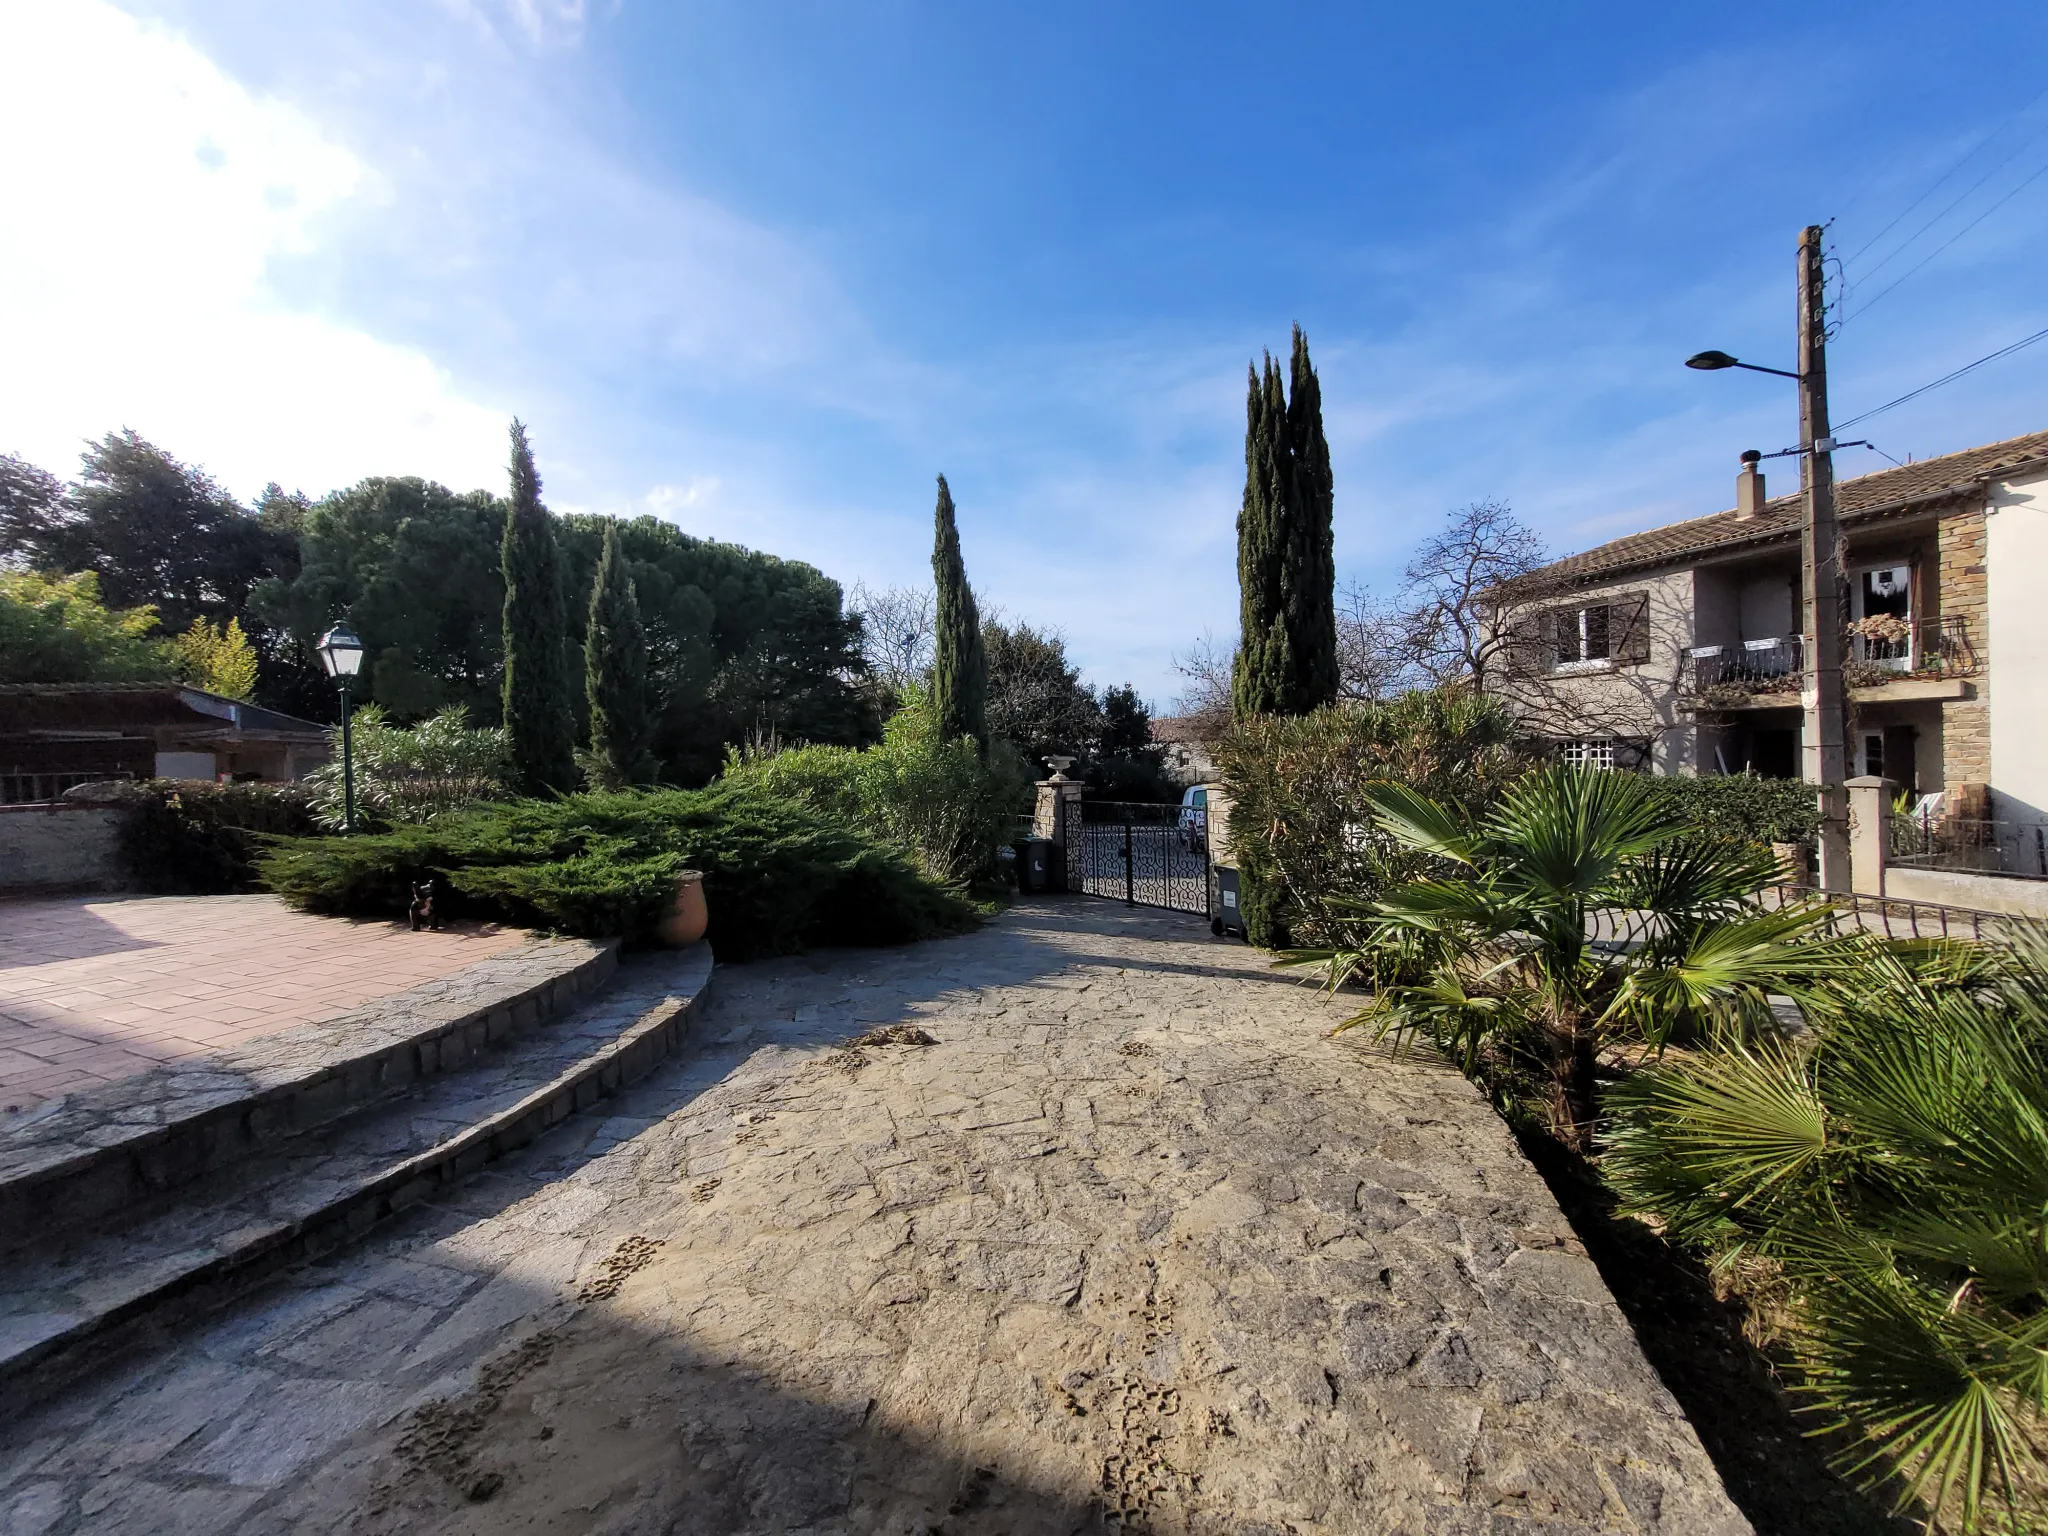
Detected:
left=1889, top=814, right=2048, bottom=881
left=1767, top=884, right=2029, bottom=945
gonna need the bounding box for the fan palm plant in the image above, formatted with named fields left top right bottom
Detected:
left=1604, top=939, right=2048, bottom=1533
left=1290, top=764, right=1855, bottom=1149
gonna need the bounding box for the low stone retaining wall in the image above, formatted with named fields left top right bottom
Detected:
left=1886, top=865, right=2048, bottom=918
left=0, top=804, right=124, bottom=895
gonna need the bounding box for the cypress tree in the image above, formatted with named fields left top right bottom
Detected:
left=584, top=518, right=652, bottom=789
left=929, top=474, right=987, bottom=752
left=1285, top=325, right=1339, bottom=707
left=1232, top=326, right=1337, bottom=719
left=500, top=419, right=576, bottom=794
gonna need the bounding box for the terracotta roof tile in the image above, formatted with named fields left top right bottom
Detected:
left=1526, top=429, right=2048, bottom=589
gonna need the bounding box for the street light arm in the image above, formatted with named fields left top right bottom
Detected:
left=1727, top=360, right=1804, bottom=381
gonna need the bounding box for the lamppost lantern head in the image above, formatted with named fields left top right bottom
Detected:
left=316, top=623, right=366, bottom=680
left=1686, top=350, right=1740, bottom=371
left=1740, top=449, right=1763, bottom=467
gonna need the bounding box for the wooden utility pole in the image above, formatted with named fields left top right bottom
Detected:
left=1797, top=224, right=1850, bottom=891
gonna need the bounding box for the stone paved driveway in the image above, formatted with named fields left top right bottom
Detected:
left=0, top=901, right=1749, bottom=1534
left=0, top=896, right=526, bottom=1112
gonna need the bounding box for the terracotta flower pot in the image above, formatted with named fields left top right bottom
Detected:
left=657, top=869, right=709, bottom=947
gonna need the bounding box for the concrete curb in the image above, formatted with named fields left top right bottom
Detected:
left=0, top=937, right=619, bottom=1240
left=1, top=944, right=713, bottom=1392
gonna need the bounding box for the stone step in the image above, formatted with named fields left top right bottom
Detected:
left=0, top=945, right=713, bottom=1392
left=0, top=935, right=620, bottom=1240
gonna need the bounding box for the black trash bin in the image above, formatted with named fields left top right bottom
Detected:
left=1013, top=838, right=1055, bottom=893
left=1213, top=865, right=1246, bottom=938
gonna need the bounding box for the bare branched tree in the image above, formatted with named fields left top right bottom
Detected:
left=1169, top=631, right=1235, bottom=738
left=1400, top=499, right=1547, bottom=689
left=847, top=581, right=936, bottom=695
left=1335, top=580, right=1422, bottom=702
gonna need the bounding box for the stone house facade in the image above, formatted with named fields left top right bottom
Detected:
left=1488, top=429, right=2048, bottom=819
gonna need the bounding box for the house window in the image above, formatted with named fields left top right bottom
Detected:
left=1561, top=736, right=1617, bottom=771
left=1555, top=604, right=1612, bottom=668
left=1851, top=563, right=1913, bottom=669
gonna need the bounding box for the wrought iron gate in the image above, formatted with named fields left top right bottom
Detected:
left=1061, top=799, right=1210, bottom=916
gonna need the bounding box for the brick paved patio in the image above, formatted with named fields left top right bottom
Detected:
left=0, top=896, right=527, bottom=1113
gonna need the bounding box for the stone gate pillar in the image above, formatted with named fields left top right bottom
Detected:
left=1034, top=757, right=1084, bottom=891
left=1845, top=775, right=1893, bottom=898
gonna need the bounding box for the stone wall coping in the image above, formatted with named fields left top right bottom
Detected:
left=0, top=934, right=618, bottom=1234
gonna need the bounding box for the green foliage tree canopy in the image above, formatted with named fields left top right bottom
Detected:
left=983, top=619, right=1099, bottom=764
left=0, top=569, right=168, bottom=684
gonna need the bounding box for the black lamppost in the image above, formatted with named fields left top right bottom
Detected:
left=315, top=624, right=366, bottom=833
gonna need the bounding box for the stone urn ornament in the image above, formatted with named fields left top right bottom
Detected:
left=658, top=869, right=709, bottom=947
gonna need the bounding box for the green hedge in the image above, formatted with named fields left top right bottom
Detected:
left=256, top=782, right=980, bottom=962
left=105, top=780, right=318, bottom=894
left=1639, top=773, right=1821, bottom=847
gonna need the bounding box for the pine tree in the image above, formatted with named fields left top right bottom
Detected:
left=500, top=419, right=576, bottom=794
left=1232, top=326, right=1337, bottom=719
left=583, top=519, right=652, bottom=789
left=929, top=475, right=987, bottom=752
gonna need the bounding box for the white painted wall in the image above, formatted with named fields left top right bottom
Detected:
left=1985, top=468, right=2048, bottom=822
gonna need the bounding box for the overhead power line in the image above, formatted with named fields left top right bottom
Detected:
left=1844, top=155, right=2048, bottom=323
left=1844, top=93, right=2048, bottom=269
left=1833, top=322, right=2048, bottom=433
left=1847, top=121, right=2048, bottom=291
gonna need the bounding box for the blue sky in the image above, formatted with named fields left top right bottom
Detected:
left=5, top=2, right=2048, bottom=706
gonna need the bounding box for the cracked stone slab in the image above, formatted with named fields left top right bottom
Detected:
left=0, top=903, right=1750, bottom=1534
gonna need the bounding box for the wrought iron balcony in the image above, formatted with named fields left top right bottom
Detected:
left=1679, top=637, right=1803, bottom=705
left=1679, top=616, right=1976, bottom=708
left=1847, top=614, right=1977, bottom=678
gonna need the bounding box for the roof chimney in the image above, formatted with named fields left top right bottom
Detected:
left=1735, top=449, right=1765, bottom=520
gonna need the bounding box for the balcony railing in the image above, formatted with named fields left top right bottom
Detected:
left=1679, top=616, right=1976, bottom=707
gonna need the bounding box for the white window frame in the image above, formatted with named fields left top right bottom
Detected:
left=1552, top=604, right=1614, bottom=673
left=1561, top=736, right=1618, bottom=772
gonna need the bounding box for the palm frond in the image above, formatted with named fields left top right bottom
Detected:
left=1604, top=1044, right=1830, bottom=1218
left=1605, top=906, right=1859, bottom=1046
left=1483, top=765, right=1684, bottom=903
left=1792, top=1253, right=2041, bottom=1531
left=1605, top=835, right=1789, bottom=915
left=1360, top=780, right=1481, bottom=864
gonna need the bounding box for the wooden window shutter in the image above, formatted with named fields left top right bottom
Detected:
left=1505, top=608, right=1549, bottom=677
left=1612, top=591, right=1652, bottom=664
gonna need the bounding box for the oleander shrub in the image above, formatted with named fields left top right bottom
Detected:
left=302, top=704, right=512, bottom=829
left=720, top=688, right=1032, bottom=885
left=103, top=779, right=318, bottom=894
left=257, top=781, right=980, bottom=961
left=1215, top=686, right=1527, bottom=948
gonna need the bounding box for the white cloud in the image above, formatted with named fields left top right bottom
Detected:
left=0, top=1, right=508, bottom=497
